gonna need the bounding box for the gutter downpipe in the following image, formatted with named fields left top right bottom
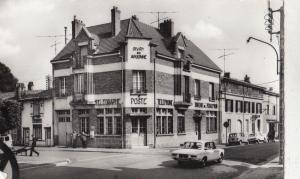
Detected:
left=153, top=52, right=157, bottom=148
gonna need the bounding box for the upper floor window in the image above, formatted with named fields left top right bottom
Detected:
left=59, top=77, right=66, bottom=96
left=194, top=80, right=201, bottom=99
left=209, top=83, right=215, bottom=101
left=256, top=103, right=262, bottom=114
left=225, top=99, right=233, bottom=112
left=178, top=49, right=184, bottom=59
left=31, top=101, right=44, bottom=116
left=252, top=102, right=255, bottom=113
left=132, top=71, right=146, bottom=93
left=76, top=45, right=88, bottom=67
left=266, top=104, right=270, bottom=115
left=74, top=74, right=84, bottom=94
left=273, top=105, right=276, bottom=115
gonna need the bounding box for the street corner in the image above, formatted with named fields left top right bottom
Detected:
left=233, top=167, right=283, bottom=179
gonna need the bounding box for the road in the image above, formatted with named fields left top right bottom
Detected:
left=19, top=142, right=280, bottom=179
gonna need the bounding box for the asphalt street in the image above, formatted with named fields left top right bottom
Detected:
left=19, top=142, right=280, bottom=179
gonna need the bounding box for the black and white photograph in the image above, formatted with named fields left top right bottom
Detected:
left=0, top=0, right=299, bottom=178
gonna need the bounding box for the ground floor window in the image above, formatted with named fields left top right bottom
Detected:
left=96, top=117, right=104, bottom=135
left=257, top=119, right=261, bottom=132
left=252, top=120, right=255, bottom=134
left=80, top=117, right=90, bottom=134
left=206, top=111, right=217, bottom=133
left=227, top=119, right=231, bottom=134
left=33, top=124, right=42, bottom=140
left=246, top=119, right=249, bottom=133
left=57, top=110, right=71, bottom=123
left=156, top=108, right=173, bottom=134
left=177, top=116, right=185, bottom=133
left=96, top=108, right=122, bottom=135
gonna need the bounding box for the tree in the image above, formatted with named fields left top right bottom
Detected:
left=0, top=100, right=21, bottom=134
left=0, top=62, right=18, bottom=92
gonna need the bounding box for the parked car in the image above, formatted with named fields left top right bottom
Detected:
left=0, top=134, right=13, bottom=149
left=228, top=133, right=248, bottom=145
left=171, top=140, right=224, bottom=167
left=248, top=133, right=267, bottom=144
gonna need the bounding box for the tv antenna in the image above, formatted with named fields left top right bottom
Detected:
left=138, top=11, right=177, bottom=28
left=214, top=48, right=238, bottom=74
left=37, top=27, right=71, bottom=56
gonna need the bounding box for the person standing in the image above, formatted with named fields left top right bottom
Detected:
left=81, top=132, right=87, bottom=148
left=30, top=135, right=39, bottom=156
left=72, top=130, right=78, bottom=148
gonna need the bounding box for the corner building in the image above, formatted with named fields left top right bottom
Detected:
left=51, top=7, right=221, bottom=148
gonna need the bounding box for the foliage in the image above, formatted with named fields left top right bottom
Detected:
left=0, top=62, right=18, bottom=92
left=0, top=99, right=21, bottom=134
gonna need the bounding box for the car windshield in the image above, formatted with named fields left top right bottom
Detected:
left=182, top=142, right=202, bottom=149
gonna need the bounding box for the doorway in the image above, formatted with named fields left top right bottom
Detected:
left=22, top=128, right=30, bottom=145
left=45, top=127, right=51, bottom=146
left=131, top=118, right=147, bottom=146
left=195, top=118, right=201, bottom=140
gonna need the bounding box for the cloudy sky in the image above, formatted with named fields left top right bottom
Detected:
left=0, top=0, right=300, bottom=176
left=0, top=0, right=286, bottom=91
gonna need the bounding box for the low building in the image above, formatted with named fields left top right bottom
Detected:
left=51, top=6, right=222, bottom=148
left=262, top=89, right=279, bottom=139
left=219, top=73, right=279, bottom=144
left=19, top=89, right=53, bottom=146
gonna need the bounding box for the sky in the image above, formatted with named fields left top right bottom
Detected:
left=0, top=0, right=300, bottom=177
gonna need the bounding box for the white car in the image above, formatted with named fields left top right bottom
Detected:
left=248, top=133, right=267, bottom=144
left=171, top=140, right=224, bottom=167
left=0, top=134, right=13, bottom=149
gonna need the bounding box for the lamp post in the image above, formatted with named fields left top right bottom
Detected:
left=246, top=36, right=284, bottom=165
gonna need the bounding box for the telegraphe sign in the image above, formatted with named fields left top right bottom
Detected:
left=95, top=99, right=120, bottom=106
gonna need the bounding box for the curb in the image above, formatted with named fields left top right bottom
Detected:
left=19, top=159, right=71, bottom=171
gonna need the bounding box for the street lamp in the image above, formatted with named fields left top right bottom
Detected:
left=246, top=36, right=284, bottom=165
left=246, top=37, right=279, bottom=74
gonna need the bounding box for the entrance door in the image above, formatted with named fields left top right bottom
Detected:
left=45, top=127, right=51, bottom=146
left=131, top=118, right=147, bottom=146
left=22, top=128, right=30, bottom=145
left=58, top=120, right=72, bottom=146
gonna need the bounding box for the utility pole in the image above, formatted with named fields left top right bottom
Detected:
left=265, top=0, right=285, bottom=165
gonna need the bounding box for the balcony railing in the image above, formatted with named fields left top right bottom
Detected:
left=130, top=88, right=147, bottom=95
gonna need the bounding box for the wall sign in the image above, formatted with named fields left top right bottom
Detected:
left=95, top=99, right=120, bottom=106
left=131, top=97, right=147, bottom=105
left=157, top=99, right=173, bottom=106
left=131, top=47, right=147, bottom=59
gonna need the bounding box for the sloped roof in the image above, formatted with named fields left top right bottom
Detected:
left=0, top=92, right=15, bottom=100
left=51, top=17, right=221, bottom=72
left=20, top=89, right=52, bottom=101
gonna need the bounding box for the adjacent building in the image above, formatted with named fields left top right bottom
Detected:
left=51, top=6, right=222, bottom=148
left=19, top=89, right=53, bottom=146
left=219, top=73, right=279, bottom=144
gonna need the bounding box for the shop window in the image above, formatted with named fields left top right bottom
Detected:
left=206, top=111, right=217, bottom=133
left=177, top=116, right=185, bottom=133
left=156, top=108, right=173, bottom=134
left=96, top=109, right=104, bottom=115
left=132, top=118, right=138, bottom=133
left=115, top=117, right=122, bottom=135
left=96, top=117, right=104, bottom=135
left=80, top=117, right=89, bottom=133
left=106, top=117, right=113, bottom=134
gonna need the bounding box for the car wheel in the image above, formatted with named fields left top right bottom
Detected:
left=201, top=157, right=207, bottom=167
left=218, top=153, right=224, bottom=163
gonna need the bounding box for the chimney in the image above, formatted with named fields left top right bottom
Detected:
left=72, top=15, right=85, bottom=39
left=28, top=81, right=34, bottom=91
left=46, top=75, right=53, bottom=90
left=159, top=19, right=174, bottom=38
left=224, top=72, right=230, bottom=78
left=244, top=75, right=250, bottom=83
left=16, top=83, right=25, bottom=100
left=111, top=6, right=121, bottom=36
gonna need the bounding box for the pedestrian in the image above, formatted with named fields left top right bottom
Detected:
left=72, top=130, right=78, bottom=148
left=81, top=131, right=87, bottom=148
left=30, top=135, right=39, bottom=156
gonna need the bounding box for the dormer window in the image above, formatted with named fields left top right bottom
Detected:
left=178, top=49, right=184, bottom=59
